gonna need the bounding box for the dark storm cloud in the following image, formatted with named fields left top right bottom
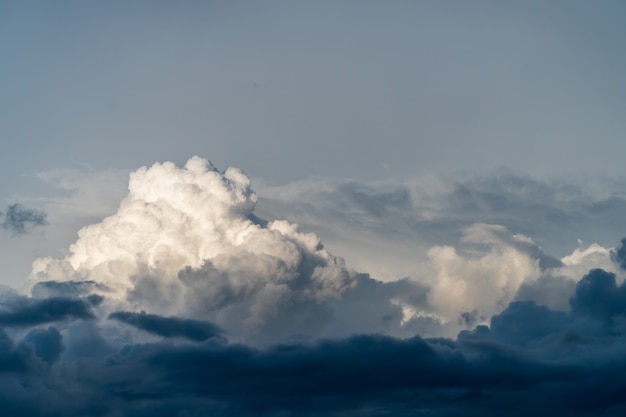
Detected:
left=569, top=268, right=626, bottom=321
left=96, top=239, right=626, bottom=415
left=0, top=296, right=94, bottom=327
left=1, top=204, right=47, bottom=235
left=0, top=327, right=612, bottom=417
left=23, top=327, right=64, bottom=364
left=3, top=266, right=626, bottom=416
left=108, top=311, right=224, bottom=342
left=127, top=334, right=577, bottom=416
left=480, top=267, right=626, bottom=350
left=0, top=330, right=29, bottom=373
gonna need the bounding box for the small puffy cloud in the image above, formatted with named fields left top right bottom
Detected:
left=483, top=267, right=626, bottom=350
left=1, top=204, right=47, bottom=235
left=426, top=224, right=543, bottom=328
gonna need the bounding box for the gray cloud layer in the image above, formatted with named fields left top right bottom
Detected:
left=2, top=264, right=626, bottom=416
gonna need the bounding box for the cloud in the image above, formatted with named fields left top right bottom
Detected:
left=0, top=296, right=95, bottom=327
left=23, top=327, right=64, bottom=364
left=0, top=330, right=31, bottom=374
left=489, top=300, right=570, bottom=346
left=258, top=173, right=625, bottom=336
left=255, top=173, right=626, bottom=281
left=1, top=204, right=47, bottom=235
left=108, top=311, right=224, bottom=342
left=31, top=280, right=110, bottom=299
left=426, top=224, right=543, bottom=327
left=569, top=268, right=626, bottom=321
left=513, top=274, right=577, bottom=311
left=474, top=267, right=626, bottom=349
left=611, top=238, right=626, bottom=271
left=30, top=157, right=356, bottom=344
left=26, top=157, right=625, bottom=343
left=0, top=304, right=616, bottom=416
left=460, top=223, right=563, bottom=271
left=0, top=311, right=619, bottom=416
left=126, top=334, right=577, bottom=415
left=8, top=156, right=626, bottom=415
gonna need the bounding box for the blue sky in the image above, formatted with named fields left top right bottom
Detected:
left=2, top=2, right=626, bottom=415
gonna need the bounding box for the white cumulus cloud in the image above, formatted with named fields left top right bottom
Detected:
left=30, top=157, right=356, bottom=344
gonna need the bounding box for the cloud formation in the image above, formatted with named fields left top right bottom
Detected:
left=3, top=156, right=626, bottom=415
left=30, top=157, right=356, bottom=344
left=2, top=268, right=626, bottom=416
left=1, top=204, right=47, bottom=235
left=26, top=157, right=624, bottom=340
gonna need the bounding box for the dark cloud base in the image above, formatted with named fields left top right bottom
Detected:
left=3, top=267, right=626, bottom=416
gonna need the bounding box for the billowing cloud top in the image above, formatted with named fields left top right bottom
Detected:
left=31, top=157, right=355, bottom=343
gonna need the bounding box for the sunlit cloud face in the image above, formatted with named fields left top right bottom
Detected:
left=29, top=157, right=357, bottom=344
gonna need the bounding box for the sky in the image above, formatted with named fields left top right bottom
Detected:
left=2, top=1, right=626, bottom=416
